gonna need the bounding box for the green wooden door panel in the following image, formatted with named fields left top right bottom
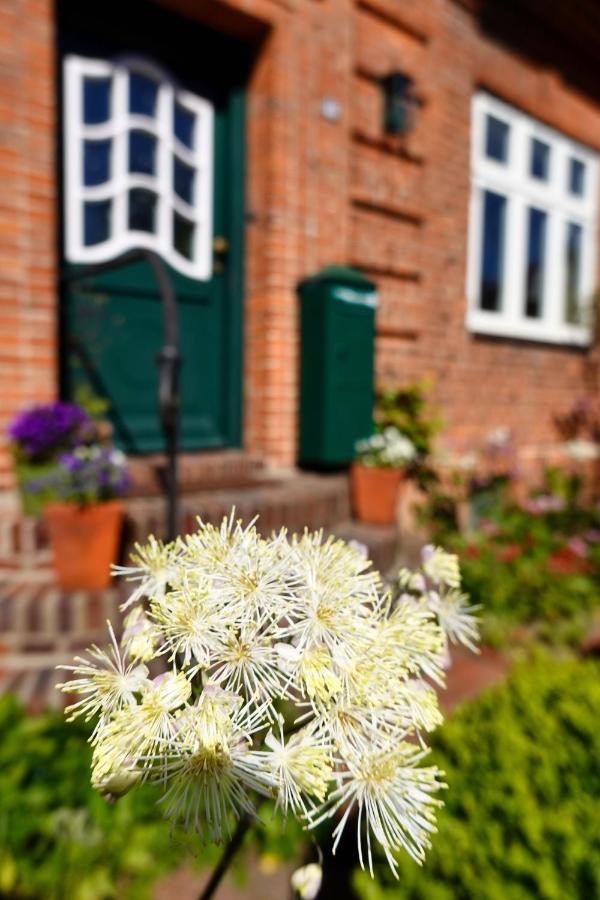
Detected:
left=66, top=262, right=227, bottom=453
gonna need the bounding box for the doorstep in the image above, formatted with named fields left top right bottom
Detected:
left=0, top=464, right=353, bottom=574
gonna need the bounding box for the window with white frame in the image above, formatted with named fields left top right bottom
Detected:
left=467, top=92, right=598, bottom=344
left=63, top=55, right=214, bottom=280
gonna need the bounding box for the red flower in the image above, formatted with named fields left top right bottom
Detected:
left=463, top=544, right=481, bottom=559
left=497, top=544, right=522, bottom=563
left=548, top=546, right=592, bottom=575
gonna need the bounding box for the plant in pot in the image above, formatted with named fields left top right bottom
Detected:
left=24, top=444, right=130, bottom=590
left=374, top=381, right=443, bottom=491
left=352, top=427, right=417, bottom=524
left=8, top=401, right=96, bottom=516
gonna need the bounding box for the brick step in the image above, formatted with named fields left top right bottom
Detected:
left=0, top=580, right=125, bottom=655
left=0, top=470, right=352, bottom=571
left=128, top=450, right=265, bottom=497
left=331, top=520, right=399, bottom=576
left=115, top=471, right=353, bottom=552
left=180, top=471, right=352, bottom=537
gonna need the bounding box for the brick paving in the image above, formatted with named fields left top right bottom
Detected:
left=441, top=644, right=510, bottom=713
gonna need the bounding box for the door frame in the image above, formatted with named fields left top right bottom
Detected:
left=55, top=0, right=248, bottom=453
left=222, top=84, right=245, bottom=449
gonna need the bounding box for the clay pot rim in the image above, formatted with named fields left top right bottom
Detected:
left=44, top=498, right=124, bottom=514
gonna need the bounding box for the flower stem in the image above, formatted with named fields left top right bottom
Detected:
left=198, top=813, right=252, bottom=900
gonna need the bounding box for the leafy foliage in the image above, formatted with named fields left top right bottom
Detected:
left=354, top=655, right=600, bottom=900
left=8, top=401, right=128, bottom=514
left=421, top=470, right=600, bottom=644
left=0, top=695, right=193, bottom=899
left=355, top=428, right=417, bottom=469
left=374, top=382, right=441, bottom=488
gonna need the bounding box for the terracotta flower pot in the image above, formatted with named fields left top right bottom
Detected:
left=44, top=500, right=124, bottom=590
left=351, top=463, right=405, bottom=525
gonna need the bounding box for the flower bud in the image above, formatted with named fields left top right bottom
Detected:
left=291, top=863, right=322, bottom=899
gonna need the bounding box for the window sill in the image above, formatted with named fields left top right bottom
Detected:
left=466, top=311, right=591, bottom=347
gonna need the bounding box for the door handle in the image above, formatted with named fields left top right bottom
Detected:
left=213, top=236, right=229, bottom=255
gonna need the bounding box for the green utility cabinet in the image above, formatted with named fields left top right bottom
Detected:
left=298, top=266, right=377, bottom=466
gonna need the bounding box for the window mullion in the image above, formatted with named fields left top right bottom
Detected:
left=112, top=65, right=128, bottom=244
left=544, top=211, right=564, bottom=331
left=503, top=193, right=525, bottom=327
left=580, top=221, right=597, bottom=329
left=157, top=83, right=173, bottom=254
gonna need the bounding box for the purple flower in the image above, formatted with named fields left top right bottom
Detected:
left=522, top=494, right=566, bottom=515
left=9, top=402, right=92, bottom=460
left=21, top=443, right=129, bottom=505
left=59, top=451, right=83, bottom=472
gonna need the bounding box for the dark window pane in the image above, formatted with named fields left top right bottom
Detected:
left=569, top=158, right=585, bottom=196
left=174, top=102, right=195, bottom=149
left=524, top=207, right=547, bottom=319
left=174, top=157, right=195, bottom=204
left=83, top=139, right=111, bottom=186
left=128, top=130, right=156, bottom=175
left=479, top=190, right=507, bottom=312
left=83, top=77, right=111, bottom=124
left=530, top=139, right=550, bottom=180
left=129, top=72, right=158, bottom=117
left=128, top=189, right=157, bottom=233
left=84, top=200, right=111, bottom=245
left=173, top=212, right=194, bottom=259
left=565, top=222, right=583, bottom=323
left=485, top=115, right=509, bottom=163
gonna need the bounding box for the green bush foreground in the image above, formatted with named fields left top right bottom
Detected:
left=0, top=695, right=196, bottom=899
left=355, top=656, right=600, bottom=900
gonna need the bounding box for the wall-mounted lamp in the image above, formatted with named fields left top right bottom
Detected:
left=381, top=72, right=417, bottom=135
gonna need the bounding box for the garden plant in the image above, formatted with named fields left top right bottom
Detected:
left=421, top=468, right=600, bottom=646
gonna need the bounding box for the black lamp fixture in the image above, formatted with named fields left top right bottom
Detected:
left=381, top=72, right=417, bottom=135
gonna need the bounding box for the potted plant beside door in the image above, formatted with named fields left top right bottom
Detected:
left=8, top=401, right=97, bottom=517
left=351, top=427, right=417, bottom=525
left=24, top=444, right=130, bottom=590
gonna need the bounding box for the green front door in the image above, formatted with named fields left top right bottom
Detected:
left=59, top=0, right=248, bottom=453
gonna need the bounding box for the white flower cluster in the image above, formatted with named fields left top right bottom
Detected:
left=58, top=513, right=478, bottom=877
left=355, top=427, right=417, bottom=469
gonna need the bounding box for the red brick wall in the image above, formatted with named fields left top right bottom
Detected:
left=0, top=0, right=599, bottom=493
left=351, top=0, right=600, bottom=464
left=0, top=0, right=57, bottom=489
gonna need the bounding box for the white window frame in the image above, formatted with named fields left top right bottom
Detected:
left=467, top=92, right=598, bottom=345
left=64, top=54, right=214, bottom=280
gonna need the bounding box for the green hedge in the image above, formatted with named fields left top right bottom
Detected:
left=354, top=656, right=600, bottom=900
left=0, top=695, right=197, bottom=899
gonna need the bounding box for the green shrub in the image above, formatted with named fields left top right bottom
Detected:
left=0, top=696, right=194, bottom=899
left=354, top=656, right=600, bottom=900
left=459, top=544, right=599, bottom=641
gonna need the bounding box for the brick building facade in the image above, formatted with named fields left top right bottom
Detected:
left=1, top=0, right=600, bottom=499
